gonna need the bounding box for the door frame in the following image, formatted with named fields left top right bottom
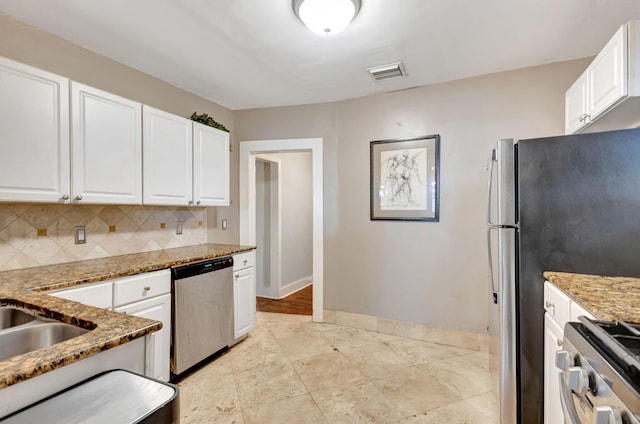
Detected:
left=254, top=154, right=282, bottom=299
left=240, top=138, right=324, bottom=322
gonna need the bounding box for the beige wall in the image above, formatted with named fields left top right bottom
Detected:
left=235, top=58, right=590, bottom=333
left=276, top=152, right=313, bottom=290
left=0, top=13, right=237, bottom=245
left=0, top=12, right=592, bottom=333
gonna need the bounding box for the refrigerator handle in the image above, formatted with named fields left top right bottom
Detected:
left=486, top=149, right=499, bottom=298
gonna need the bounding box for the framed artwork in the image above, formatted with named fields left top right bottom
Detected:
left=370, top=134, right=440, bottom=221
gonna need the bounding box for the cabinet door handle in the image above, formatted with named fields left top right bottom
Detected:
left=143, top=286, right=151, bottom=292
left=578, top=115, right=585, bottom=123
left=243, top=260, right=248, bottom=265
left=75, top=195, right=83, bottom=201
left=235, top=274, right=240, bottom=279
left=556, top=338, right=563, bottom=347
left=196, top=200, right=201, bottom=205
left=61, top=194, right=70, bottom=200
left=545, top=301, right=555, bottom=314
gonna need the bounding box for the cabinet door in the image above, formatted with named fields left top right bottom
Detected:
left=544, top=313, right=564, bottom=424
left=0, top=57, right=70, bottom=203
left=71, top=82, right=142, bottom=204
left=193, top=122, right=230, bottom=206
left=565, top=70, right=588, bottom=134
left=142, top=106, right=193, bottom=206
left=234, top=267, right=256, bottom=339
left=48, top=281, right=113, bottom=310
left=588, top=24, right=628, bottom=120
left=114, top=293, right=171, bottom=382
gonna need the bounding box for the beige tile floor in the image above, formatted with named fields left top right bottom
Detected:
left=178, top=312, right=498, bottom=424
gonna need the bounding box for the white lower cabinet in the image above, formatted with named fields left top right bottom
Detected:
left=46, top=269, right=171, bottom=382
left=233, top=251, right=256, bottom=339
left=544, top=312, right=564, bottom=424
left=114, top=293, right=171, bottom=382
left=543, top=281, right=595, bottom=424
left=112, top=269, right=171, bottom=382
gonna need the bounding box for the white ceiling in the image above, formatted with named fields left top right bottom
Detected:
left=1, top=0, right=639, bottom=110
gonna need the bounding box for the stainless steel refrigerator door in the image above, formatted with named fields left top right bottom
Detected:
left=487, top=139, right=517, bottom=424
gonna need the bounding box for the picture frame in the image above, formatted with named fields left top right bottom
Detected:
left=370, top=134, right=440, bottom=221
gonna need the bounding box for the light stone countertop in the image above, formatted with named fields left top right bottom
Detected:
left=0, top=243, right=254, bottom=388
left=543, top=271, right=640, bottom=323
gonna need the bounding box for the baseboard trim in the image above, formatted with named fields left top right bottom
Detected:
left=322, top=309, right=489, bottom=352
left=279, top=276, right=312, bottom=299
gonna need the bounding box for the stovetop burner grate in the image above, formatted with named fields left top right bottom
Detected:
left=578, top=318, right=640, bottom=387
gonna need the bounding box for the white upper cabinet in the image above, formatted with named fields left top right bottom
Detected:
left=143, top=111, right=230, bottom=207
left=143, top=106, right=193, bottom=205
left=0, top=57, right=70, bottom=203
left=0, top=56, right=229, bottom=207
left=564, top=70, right=588, bottom=135
left=588, top=25, right=628, bottom=120
left=565, top=20, right=640, bottom=134
left=71, top=82, right=142, bottom=204
left=193, top=122, right=230, bottom=206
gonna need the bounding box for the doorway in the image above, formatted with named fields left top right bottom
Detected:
left=240, top=138, right=324, bottom=322
left=254, top=155, right=281, bottom=300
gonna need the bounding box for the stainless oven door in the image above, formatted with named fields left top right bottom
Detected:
left=558, top=374, right=591, bottom=424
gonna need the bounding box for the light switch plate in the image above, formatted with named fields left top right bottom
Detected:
left=176, top=220, right=183, bottom=235
left=75, top=226, right=86, bottom=244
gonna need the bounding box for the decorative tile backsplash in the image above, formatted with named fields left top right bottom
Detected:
left=0, top=203, right=207, bottom=271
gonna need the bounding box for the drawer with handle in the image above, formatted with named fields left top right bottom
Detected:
left=233, top=251, right=255, bottom=271
left=113, top=269, right=171, bottom=307
left=543, top=281, right=570, bottom=329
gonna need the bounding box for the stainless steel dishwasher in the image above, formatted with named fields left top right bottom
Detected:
left=170, top=256, right=233, bottom=377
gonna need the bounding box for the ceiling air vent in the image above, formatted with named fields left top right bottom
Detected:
left=366, top=62, right=407, bottom=81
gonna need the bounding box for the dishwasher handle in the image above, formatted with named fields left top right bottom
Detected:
left=171, top=256, right=233, bottom=280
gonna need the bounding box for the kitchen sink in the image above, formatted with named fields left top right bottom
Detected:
left=0, top=306, right=38, bottom=330
left=0, top=308, right=90, bottom=362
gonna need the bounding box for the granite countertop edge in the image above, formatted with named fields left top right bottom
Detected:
left=0, top=243, right=255, bottom=389
left=543, top=271, right=640, bottom=323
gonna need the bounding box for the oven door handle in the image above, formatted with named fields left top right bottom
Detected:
left=559, top=374, right=581, bottom=424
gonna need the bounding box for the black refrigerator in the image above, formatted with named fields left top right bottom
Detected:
left=487, top=127, right=640, bottom=424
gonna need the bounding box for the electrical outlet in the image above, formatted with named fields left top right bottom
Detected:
left=75, top=226, right=86, bottom=244
left=222, top=219, right=228, bottom=230
left=176, top=220, right=183, bottom=235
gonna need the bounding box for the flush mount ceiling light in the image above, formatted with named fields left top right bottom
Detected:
left=293, top=0, right=362, bottom=36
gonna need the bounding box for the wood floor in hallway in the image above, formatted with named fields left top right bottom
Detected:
left=257, top=285, right=312, bottom=315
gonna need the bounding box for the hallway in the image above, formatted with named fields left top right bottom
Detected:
left=257, top=285, right=312, bottom=315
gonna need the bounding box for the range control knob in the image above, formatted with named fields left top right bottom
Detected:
left=595, top=406, right=622, bottom=424
left=567, top=367, right=590, bottom=395
left=555, top=350, right=572, bottom=371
